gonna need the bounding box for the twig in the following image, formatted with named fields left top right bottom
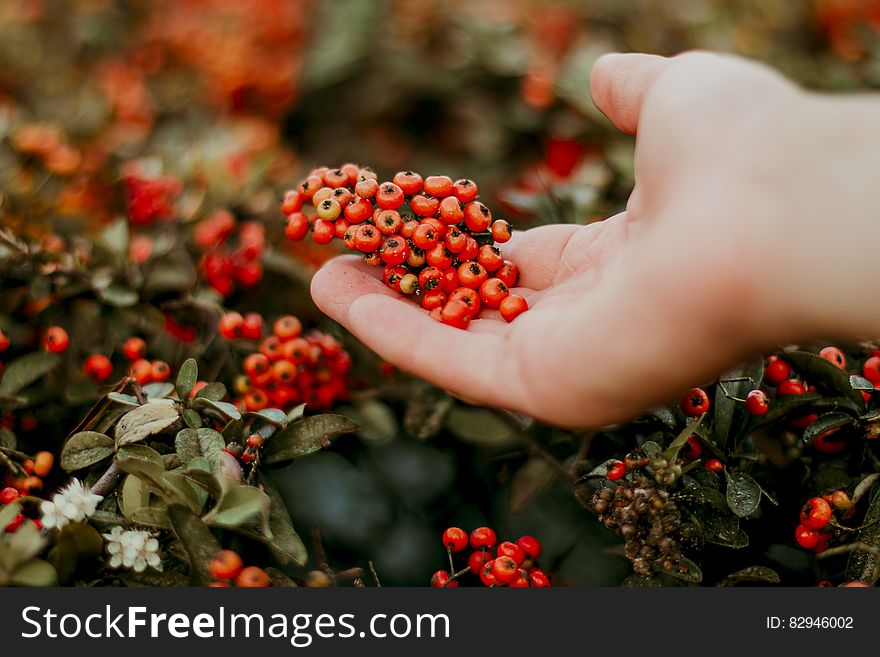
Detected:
left=90, top=463, right=122, bottom=498
left=131, top=379, right=147, bottom=405
left=369, top=561, right=382, bottom=587
left=814, top=541, right=880, bottom=560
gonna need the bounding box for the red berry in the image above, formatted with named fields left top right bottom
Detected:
left=777, top=379, right=806, bottom=397
left=285, top=212, right=309, bottom=240
left=764, top=356, right=791, bottom=386
left=682, top=435, right=703, bottom=461
left=243, top=353, right=270, bottom=378
left=470, top=526, right=497, bottom=550
left=452, top=178, right=478, bottom=203
left=410, top=194, right=441, bottom=217
left=299, top=174, right=323, bottom=199
left=353, top=224, right=382, bottom=253
left=218, top=312, right=244, bottom=339
left=130, top=358, right=153, bottom=385
left=704, top=458, right=723, bottom=472
left=496, top=261, right=518, bottom=288
left=479, top=278, right=510, bottom=310
left=442, top=527, right=468, bottom=552
left=84, top=354, right=113, bottom=382
left=607, top=459, right=627, bottom=481
left=491, top=220, right=512, bottom=243
left=375, top=209, right=403, bottom=235
left=273, top=315, right=302, bottom=341
left=355, top=178, right=379, bottom=199
left=5, top=513, right=25, bottom=533
left=679, top=387, right=710, bottom=416
left=151, top=360, right=171, bottom=382
left=440, top=300, right=472, bottom=329
left=795, top=523, right=820, bottom=549
left=0, top=487, right=20, bottom=505
left=800, top=497, right=832, bottom=530
left=449, top=287, right=481, bottom=315
left=467, top=549, right=493, bottom=575
left=281, top=190, right=303, bottom=214
left=241, top=313, right=263, bottom=340
left=430, top=570, right=458, bottom=588
left=463, top=201, right=492, bottom=232
left=529, top=568, right=551, bottom=587
left=375, top=182, right=405, bottom=210
left=517, top=535, right=542, bottom=560
left=479, top=561, right=497, bottom=587
left=491, top=555, right=518, bottom=584
left=745, top=389, right=769, bottom=416
left=236, top=566, right=270, bottom=588
left=241, top=448, right=257, bottom=464
left=209, top=550, right=243, bottom=581
left=426, top=244, right=454, bottom=269
left=312, top=219, right=336, bottom=245
left=819, top=346, right=846, bottom=370
left=508, top=569, right=530, bottom=587
left=497, top=541, right=526, bottom=566
left=421, top=289, right=447, bottom=311
left=392, top=170, right=423, bottom=196
left=424, top=175, right=453, bottom=198
left=863, top=356, right=880, bottom=385
left=457, top=261, right=488, bottom=289
left=814, top=429, right=847, bottom=454
left=477, top=245, right=504, bottom=272
left=123, top=337, right=146, bottom=361
left=44, top=326, right=69, bottom=353
left=499, top=294, right=528, bottom=322
left=438, top=196, right=464, bottom=225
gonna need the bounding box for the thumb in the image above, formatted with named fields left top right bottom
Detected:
left=590, top=53, right=671, bottom=134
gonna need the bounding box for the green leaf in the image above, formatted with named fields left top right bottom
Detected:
left=244, top=407, right=289, bottom=426
left=661, top=415, right=704, bottom=463
left=444, top=406, right=518, bottom=448
left=181, top=463, right=223, bottom=502
left=119, top=475, right=151, bottom=520
left=0, top=352, right=60, bottom=396
left=175, top=428, right=201, bottom=465
left=97, top=218, right=129, bottom=256
left=339, top=399, right=397, bottom=442
left=713, top=358, right=763, bottom=449
left=116, top=444, right=167, bottom=484
left=510, top=457, right=557, bottom=514
left=846, top=486, right=880, bottom=584
left=175, top=358, right=198, bottom=400
left=726, top=471, right=762, bottom=518
left=262, top=414, right=359, bottom=466
left=286, top=403, right=307, bottom=423
left=221, top=418, right=243, bottom=442
left=850, top=375, right=874, bottom=392
left=97, top=285, right=138, bottom=308
left=9, top=559, right=57, bottom=587
left=657, top=556, right=702, bottom=584
left=577, top=458, right=625, bottom=484
left=60, top=431, right=115, bottom=471
left=191, top=397, right=241, bottom=420
left=194, top=382, right=226, bottom=402
left=784, top=350, right=865, bottom=407
left=802, top=412, right=855, bottom=445
left=205, top=486, right=270, bottom=528
left=142, top=382, right=176, bottom=399
left=0, top=426, right=16, bottom=450
left=47, top=523, right=104, bottom=583
left=195, top=428, right=225, bottom=469
left=747, top=392, right=822, bottom=431
left=107, top=392, right=141, bottom=407
left=403, top=385, right=454, bottom=440
left=261, top=477, right=307, bottom=566
left=182, top=408, right=203, bottom=428
left=167, top=505, right=221, bottom=586
left=115, top=402, right=180, bottom=446
left=719, top=566, right=781, bottom=586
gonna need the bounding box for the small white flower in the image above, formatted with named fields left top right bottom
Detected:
left=103, top=527, right=162, bottom=573
left=39, top=479, right=103, bottom=530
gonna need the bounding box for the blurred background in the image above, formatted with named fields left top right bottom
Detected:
left=1, top=0, right=878, bottom=585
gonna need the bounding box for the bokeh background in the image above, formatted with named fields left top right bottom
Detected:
left=1, top=0, right=878, bottom=585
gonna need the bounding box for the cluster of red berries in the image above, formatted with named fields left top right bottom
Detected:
left=1, top=486, right=43, bottom=534
left=281, top=165, right=528, bottom=329
left=196, top=211, right=266, bottom=297
left=124, top=172, right=182, bottom=226
left=431, top=526, right=550, bottom=587
left=0, top=451, right=55, bottom=504
left=794, top=490, right=853, bottom=553
left=209, top=549, right=270, bottom=588
left=219, top=312, right=350, bottom=412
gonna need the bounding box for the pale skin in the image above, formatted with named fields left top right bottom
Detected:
left=311, top=52, right=880, bottom=429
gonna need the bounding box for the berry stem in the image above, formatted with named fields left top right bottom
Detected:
left=446, top=565, right=472, bottom=584
left=369, top=560, right=382, bottom=588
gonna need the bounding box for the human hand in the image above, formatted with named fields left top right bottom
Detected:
left=311, top=52, right=880, bottom=428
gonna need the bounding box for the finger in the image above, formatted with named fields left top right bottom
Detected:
left=590, top=53, right=671, bottom=134
left=310, top=255, right=395, bottom=326
left=345, top=293, right=529, bottom=410
left=498, top=224, right=580, bottom=290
